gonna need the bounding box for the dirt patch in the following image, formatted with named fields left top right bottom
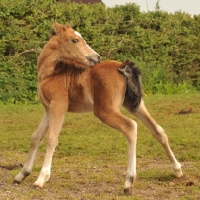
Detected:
left=0, top=163, right=23, bottom=170
left=1, top=158, right=199, bottom=200
left=175, top=108, right=193, bottom=115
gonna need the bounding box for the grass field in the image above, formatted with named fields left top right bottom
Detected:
left=0, top=94, right=200, bottom=200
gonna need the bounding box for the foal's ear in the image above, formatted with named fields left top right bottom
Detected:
left=54, top=21, right=66, bottom=34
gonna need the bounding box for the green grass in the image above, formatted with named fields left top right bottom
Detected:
left=0, top=94, right=200, bottom=199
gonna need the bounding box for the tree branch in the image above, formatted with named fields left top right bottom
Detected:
left=17, top=49, right=41, bottom=56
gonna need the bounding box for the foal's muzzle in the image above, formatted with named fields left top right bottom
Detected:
left=86, top=54, right=101, bottom=66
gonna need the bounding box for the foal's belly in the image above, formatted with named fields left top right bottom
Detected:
left=67, top=92, right=94, bottom=113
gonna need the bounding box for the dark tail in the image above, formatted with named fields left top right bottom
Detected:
left=118, top=60, right=142, bottom=112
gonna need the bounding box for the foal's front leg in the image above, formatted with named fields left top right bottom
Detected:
left=14, top=113, right=49, bottom=184
left=134, top=100, right=183, bottom=177
left=33, top=104, right=66, bottom=187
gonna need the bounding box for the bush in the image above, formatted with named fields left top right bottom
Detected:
left=0, top=0, right=199, bottom=103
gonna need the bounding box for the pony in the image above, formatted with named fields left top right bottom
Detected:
left=14, top=22, right=182, bottom=195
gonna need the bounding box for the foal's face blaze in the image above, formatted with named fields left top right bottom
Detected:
left=73, top=31, right=100, bottom=66
left=54, top=22, right=100, bottom=66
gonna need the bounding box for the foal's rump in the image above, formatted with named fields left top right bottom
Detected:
left=91, top=60, right=142, bottom=112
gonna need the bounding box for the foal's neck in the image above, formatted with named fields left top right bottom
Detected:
left=37, top=36, right=91, bottom=82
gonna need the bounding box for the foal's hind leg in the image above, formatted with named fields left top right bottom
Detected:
left=14, top=112, right=49, bottom=184
left=133, top=100, right=183, bottom=177
left=94, top=108, right=137, bottom=195
left=33, top=103, right=66, bottom=187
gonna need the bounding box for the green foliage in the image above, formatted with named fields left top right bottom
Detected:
left=0, top=0, right=200, bottom=103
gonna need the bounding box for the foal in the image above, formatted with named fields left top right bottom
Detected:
left=14, top=22, right=182, bottom=195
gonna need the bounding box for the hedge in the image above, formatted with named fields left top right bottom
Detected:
left=0, top=0, right=200, bottom=103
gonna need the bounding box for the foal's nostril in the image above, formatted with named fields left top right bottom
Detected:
left=97, top=55, right=101, bottom=62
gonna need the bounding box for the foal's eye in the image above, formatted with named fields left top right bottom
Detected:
left=72, top=39, right=78, bottom=43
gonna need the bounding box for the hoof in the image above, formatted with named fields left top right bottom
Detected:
left=124, top=187, right=133, bottom=196
left=33, top=181, right=44, bottom=188
left=174, top=168, right=183, bottom=178
left=13, top=180, right=21, bottom=185
left=33, top=185, right=42, bottom=189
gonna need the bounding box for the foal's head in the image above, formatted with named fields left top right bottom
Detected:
left=52, top=22, right=100, bottom=67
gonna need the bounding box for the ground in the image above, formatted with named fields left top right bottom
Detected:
left=0, top=94, right=200, bottom=199
left=0, top=154, right=199, bottom=200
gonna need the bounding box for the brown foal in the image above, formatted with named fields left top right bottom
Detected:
left=14, top=22, right=182, bottom=195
